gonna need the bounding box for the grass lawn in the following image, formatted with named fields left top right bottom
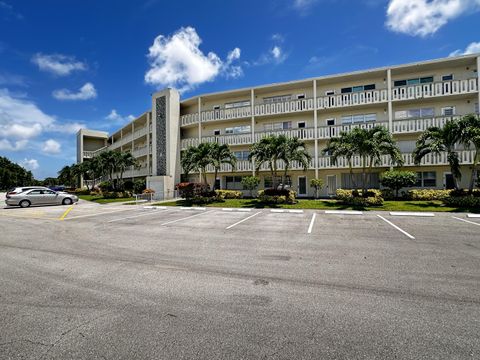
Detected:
left=155, top=198, right=479, bottom=213
left=78, top=195, right=135, bottom=204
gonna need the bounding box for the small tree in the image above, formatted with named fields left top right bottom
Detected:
left=310, top=178, right=324, bottom=199
left=241, top=176, right=260, bottom=197
left=380, top=170, right=417, bottom=199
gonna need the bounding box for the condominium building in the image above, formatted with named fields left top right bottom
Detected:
left=77, top=54, right=480, bottom=197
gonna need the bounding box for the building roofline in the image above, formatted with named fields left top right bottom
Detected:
left=180, top=53, right=480, bottom=104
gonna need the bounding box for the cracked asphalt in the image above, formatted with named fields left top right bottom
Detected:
left=1, top=201, right=479, bottom=359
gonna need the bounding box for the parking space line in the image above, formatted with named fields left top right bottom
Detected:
left=452, top=216, right=480, bottom=227
left=160, top=210, right=215, bottom=226
left=226, top=212, right=261, bottom=230
left=64, top=208, right=137, bottom=220
left=390, top=212, right=434, bottom=217
left=467, top=214, right=480, bottom=218
left=377, top=215, right=415, bottom=240
left=325, top=210, right=363, bottom=215
left=108, top=209, right=169, bottom=223
left=59, top=205, right=74, bottom=220
left=307, top=213, right=316, bottom=234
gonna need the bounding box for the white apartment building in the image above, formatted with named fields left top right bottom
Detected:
left=77, top=53, right=480, bottom=197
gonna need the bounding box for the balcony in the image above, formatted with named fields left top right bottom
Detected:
left=317, top=89, right=388, bottom=110
left=133, top=125, right=151, bottom=140
left=180, top=106, right=251, bottom=126
left=254, top=98, right=314, bottom=116
left=317, top=122, right=388, bottom=139
left=392, top=115, right=460, bottom=134
left=392, top=78, right=478, bottom=101
left=83, top=146, right=107, bottom=158
left=132, top=145, right=150, bottom=158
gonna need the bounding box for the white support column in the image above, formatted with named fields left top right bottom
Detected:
left=477, top=56, right=480, bottom=112
left=146, top=113, right=150, bottom=175
left=387, top=69, right=393, bottom=133
left=198, top=97, right=202, bottom=142
left=313, top=79, right=319, bottom=179
left=251, top=88, right=255, bottom=176
left=131, top=122, right=134, bottom=178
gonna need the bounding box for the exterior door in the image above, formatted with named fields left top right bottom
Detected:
left=298, top=176, right=307, bottom=196
left=444, top=173, right=455, bottom=189
left=327, top=175, right=337, bottom=196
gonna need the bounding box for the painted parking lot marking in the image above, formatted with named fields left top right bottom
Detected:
left=325, top=210, right=363, bottom=215
left=390, top=212, right=435, bottom=217
left=180, top=207, right=206, bottom=211
left=467, top=214, right=480, bottom=218
left=377, top=215, right=415, bottom=240
left=452, top=216, right=480, bottom=227
left=108, top=209, right=169, bottom=223
left=64, top=208, right=136, bottom=220
left=160, top=210, right=215, bottom=226
left=222, top=208, right=252, bottom=212
left=225, top=212, right=261, bottom=230
left=59, top=205, right=74, bottom=220
left=307, top=213, right=316, bottom=234
left=270, top=209, right=304, bottom=213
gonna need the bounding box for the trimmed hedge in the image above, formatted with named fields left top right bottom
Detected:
left=336, top=189, right=384, bottom=207
left=258, top=188, right=297, bottom=204
left=215, top=190, right=242, bottom=199
left=407, top=189, right=452, bottom=201
left=443, top=195, right=480, bottom=208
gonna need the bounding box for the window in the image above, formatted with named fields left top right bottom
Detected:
left=442, top=74, right=454, bottom=81
left=416, top=172, right=436, bottom=187
left=225, top=176, right=244, bottom=190
left=263, top=94, right=292, bottom=104
left=326, top=118, right=335, bottom=126
left=225, top=125, right=251, bottom=134
left=441, top=106, right=456, bottom=116
left=298, top=121, right=306, bottom=128
left=224, top=100, right=250, bottom=109
left=364, top=113, right=377, bottom=122
left=325, top=90, right=335, bottom=96
left=341, top=173, right=379, bottom=189
left=341, top=113, right=377, bottom=124
left=213, top=129, right=221, bottom=136
left=296, top=94, right=306, bottom=99
left=233, top=151, right=250, bottom=161
left=395, top=108, right=434, bottom=119
left=341, top=115, right=352, bottom=124
left=212, top=105, right=221, bottom=110
left=394, top=76, right=433, bottom=87
left=475, top=103, right=479, bottom=114
left=264, top=121, right=292, bottom=131
left=341, top=84, right=376, bottom=93
left=264, top=176, right=291, bottom=188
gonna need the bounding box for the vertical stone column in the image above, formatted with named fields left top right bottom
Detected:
left=387, top=68, right=393, bottom=133
left=251, top=88, right=255, bottom=176
left=477, top=56, right=480, bottom=113
left=313, top=79, right=318, bottom=179
left=146, top=113, right=151, bottom=175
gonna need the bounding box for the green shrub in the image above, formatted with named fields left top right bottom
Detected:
left=123, top=180, right=134, bottom=191
left=215, top=190, right=242, bottom=199
left=133, top=179, right=146, bottom=194
left=241, top=176, right=260, bottom=197
left=310, top=178, right=324, bottom=198
left=336, top=189, right=384, bottom=207
left=380, top=170, right=417, bottom=198
left=408, top=189, right=452, bottom=201
left=98, top=181, right=112, bottom=192
left=102, top=191, right=119, bottom=199
left=74, top=188, right=91, bottom=195
left=258, top=189, right=297, bottom=204
left=443, top=196, right=480, bottom=208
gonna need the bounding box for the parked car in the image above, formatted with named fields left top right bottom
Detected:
left=5, top=188, right=78, bottom=208
left=6, top=186, right=51, bottom=196
left=49, top=185, right=66, bottom=192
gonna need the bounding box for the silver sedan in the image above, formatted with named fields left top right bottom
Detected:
left=5, top=189, right=79, bottom=208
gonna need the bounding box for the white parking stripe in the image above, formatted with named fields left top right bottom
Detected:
left=160, top=210, right=215, bottom=226
left=467, top=214, right=480, bottom=218
left=64, top=208, right=137, bottom=220
left=452, top=216, right=480, bottom=226
left=389, top=212, right=434, bottom=217
left=377, top=215, right=415, bottom=240
left=325, top=210, right=363, bottom=215
left=226, top=212, right=261, bottom=230
left=108, top=209, right=169, bottom=223
left=307, top=213, right=316, bottom=234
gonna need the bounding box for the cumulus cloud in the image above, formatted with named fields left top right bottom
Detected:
left=31, top=53, right=87, bottom=76
left=292, top=0, right=317, bottom=12
left=386, top=0, right=480, bottom=37
left=42, top=139, right=61, bottom=154
left=106, top=109, right=135, bottom=123
left=20, top=158, right=39, bottom=171
left=52, top=82, right=97, bottom=101
left=449, top=41, right=480, bottom=56
left=0, top=88, right=84, bottom=152
left=145, top=27, right=242, bottom=92
left=254, top=35, right=288, bottom=66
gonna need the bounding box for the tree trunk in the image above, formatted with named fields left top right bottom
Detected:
left=213, top=168, right=218, bottom=191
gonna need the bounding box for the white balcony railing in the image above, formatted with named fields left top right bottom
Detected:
left=255, top=127, right=316, bottom=142
left=133, top=126, right=149, bottom=139
left=392, top=79, right=478, bottom=101
left=317, top=89, right=388, bottom=110
left=132, top=145, right=149, bottom=158
left=317, top=122, right=388, bottom=139
left=254, top=98, right=314, bottom=117
left=392, top=116, right=460, bottom=134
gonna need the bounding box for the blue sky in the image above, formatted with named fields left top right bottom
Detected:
left=0, top=0, right=479, bottom=179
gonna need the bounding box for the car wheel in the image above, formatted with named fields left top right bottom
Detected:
left=62, top=198, right=73, bottom=205
left=19, top=200, right=31, bottom=208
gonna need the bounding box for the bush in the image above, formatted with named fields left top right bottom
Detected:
left=408, top=189, right=452, bottom=201
left=123, top=180, right=134, bottom=191
left=310, top=178, right=324, bottom=198
left=443, top=195, right=480, bottom=208
left=241, top=176, right=260, bottom=197
left=258, top=188, right=297, bottom=204
left=380, top=170, right=417, bottom=198
left=336, top=189, right=384, bottom=207
left=102, top=191, right=119, bottom=199
left=74, top=188, right=91, bottom=195
left=176, top=182, right=218, bottom=204
left=99, top=181, right=112, bottom=192
left=215, top=190, right=242, bottom=199
left=133, top=179, right=146, bottom=194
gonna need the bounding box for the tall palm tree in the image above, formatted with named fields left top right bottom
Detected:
left=323, top=131, right=357, bottom=188
left=194, top=142, right=215, bottom=185
left=116, top=152, right=138, bottom=189
left=458, top=114, right=480, bottom=193
left=210, top=143, right=236, bottom=190
left=249, top=135, right=287, bottom=189
left=57, top=165, right=75, bottom=188
left=98, top=150, right=118, bottom=186
left=181, top=147, right=199, bottom=181
left=280, top=137, right=311, bottom=190
left=413, top=120, right=462, bottom=190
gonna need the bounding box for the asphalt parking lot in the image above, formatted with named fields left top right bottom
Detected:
left=1, top=199, right=479, bottom=359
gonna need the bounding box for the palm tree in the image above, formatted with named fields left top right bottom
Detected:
left=413, top=121, right=462, bottom=190
left=116, top=152, right=138, bottom=189
left=458, top=114, right=480, bottom=193
left=181, top=147, right=199, bottom=181
left=194, top=142, right=215, bottom=185
left=323, top=131, right=357, bottom=188
left=210, top=143, right=236, bottom=190
left=280, top=137, right=311, bottom=189
left=249, top=135, right=287, bottom=189
left=58, top=165, right=75, bottom=188
left=98, top=150, right=118, bottom=186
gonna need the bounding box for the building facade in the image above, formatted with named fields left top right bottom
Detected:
left=77, top=54, right=480, bottom=197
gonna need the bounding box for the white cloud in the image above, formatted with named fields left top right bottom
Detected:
left=20, top=158, right=39, bottom=171
left=42, top=139, right=61, bottom=154
left=449, top=41, right=480, bottom=56
left=52, top=82, right=97, bottom=101
left=106, top=109, right=135, bottom=123
left=386, top=0, right=480, bottom=37
left=31, top=53, right=87, bottom=76
left=0, top=139, right=27, bottom=151
left=145, top=27, right=242, bottom=92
